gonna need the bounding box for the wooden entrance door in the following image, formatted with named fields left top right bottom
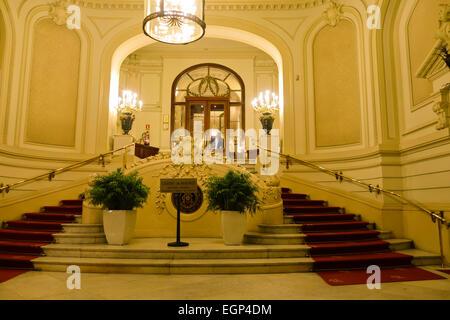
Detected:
left=185, top=97, right=230, bottom=149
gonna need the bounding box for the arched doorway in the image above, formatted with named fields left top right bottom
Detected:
left=171, top=64, right=245, bottom=141
left=108, top=25, right=286, bottom=151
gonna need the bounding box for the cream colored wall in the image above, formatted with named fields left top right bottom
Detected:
left=26, top=18, right=81, bottom=147
left=312, top=20, right=362, bottom=147
left=0, top=11, right=4, bottom=71
left=0, top=0, right=449, bottom=260
left=0, top=1, right=12, bottom=146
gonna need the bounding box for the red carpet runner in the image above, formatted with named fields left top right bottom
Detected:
left=281, top=187, right=445, bottom=285
left=0, top=199, right=82, bottom=283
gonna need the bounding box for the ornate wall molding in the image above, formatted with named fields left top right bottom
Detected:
left=322, top=0, right=343, bottom=27
left=437, top=3, right=450, bottom=46
left=66, top=0, right=326, bottom=11
left=129, top=156, right=282, bottom=214
left=49, top=0, right=70, bottom=26
left=433, top=83, right=450, bottom=130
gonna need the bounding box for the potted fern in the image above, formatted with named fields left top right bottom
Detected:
left=86, top=169, right=150, bottom=245
left=204, top=170, right=260, bottom=245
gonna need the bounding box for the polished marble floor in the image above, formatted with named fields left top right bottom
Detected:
left=0, top=266, right=449, bottom=300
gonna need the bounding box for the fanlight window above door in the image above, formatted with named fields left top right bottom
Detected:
left=171, top=64, right=245, bottom=133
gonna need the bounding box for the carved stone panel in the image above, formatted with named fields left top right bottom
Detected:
left=433, top=83, right=450, bottom=130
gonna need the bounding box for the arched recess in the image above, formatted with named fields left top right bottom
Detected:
left=13, top=4, right=92, bottom=155
left=104, top=24, right=287, bottom=152
left=24, top=18, right=82, bottom=148
left=304, top=11, right=369, bottom=154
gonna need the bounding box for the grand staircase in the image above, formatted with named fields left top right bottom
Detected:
left=244, top=187, right=441, bottom=271
left=0, top=188, right=442, bottom=276
left=0, top=200, right=83, bottom=272
left=280, top=188, right=414, bottom=270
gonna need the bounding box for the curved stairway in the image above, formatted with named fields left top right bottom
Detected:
left=32, top=188, right=441, bottom=275
left=246, top=187, right=439, bottom=271
left=1, top=190, right=441, bottom=276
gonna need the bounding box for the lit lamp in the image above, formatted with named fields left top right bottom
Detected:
left=143, top=0, right=206, bottom=45
left=252, top=90, right=279, bottom=135
left=116, top=90, right=143, bottom=135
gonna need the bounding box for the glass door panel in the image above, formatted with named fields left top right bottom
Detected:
left=229, top=106, right=241, bottom=130
left=173, top=105, right=186, bottom=130
left=208, top=102, right=226, bottom=151
left=188, top=102, right=205, bottom=134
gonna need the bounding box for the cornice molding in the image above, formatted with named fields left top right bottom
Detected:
left=69, top=0, right=327, bottom=11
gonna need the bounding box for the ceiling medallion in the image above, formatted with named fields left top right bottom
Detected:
left=143, top=0, right=206, bottom=45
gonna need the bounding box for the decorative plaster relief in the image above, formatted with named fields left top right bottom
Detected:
left=437, top=3, right=450, bottom=46
left=129, top=155, right=281, bottom=214
left=323, top=0, right=343, bottom=27
left=433, top=83, right=450, bottom=130
left=416, top=3, right=449, bottom=81
left=49, top=0, right=70, bottom=26
left=73, top=1, right=324, bottom=11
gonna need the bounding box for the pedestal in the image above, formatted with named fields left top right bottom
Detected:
left=113, top=135, right=135, bottom=156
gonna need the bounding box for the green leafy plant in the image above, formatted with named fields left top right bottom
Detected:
left=86, top=169, right=150, bottom=211
left=204, top=170, right=260, bottom=214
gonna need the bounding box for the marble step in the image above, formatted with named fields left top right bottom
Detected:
left=387, top=239, right=414, bottom=251
left=42, top=243, right=310, bottom=259
left=53, top=232, right=106, bottom=244
left=258, top=223, right=375, bottom=234
left=41, top=239, right=413, bottom=260
left=398, top=249, right=442, bottom=266
left=244, top=230, right=393, bottom=245
left=32, top=256, right=315, bottom=274
left=32, top=248, right=439, bottom=274
left=61, top=224, right=103, bottom=234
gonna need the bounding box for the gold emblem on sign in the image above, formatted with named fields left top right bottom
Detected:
left=171, top=186, right=204, bottom=214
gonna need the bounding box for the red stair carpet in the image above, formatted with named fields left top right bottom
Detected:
left=281, top=187, right=444, bottom=286
left=0, top=199, right=82, bottom=283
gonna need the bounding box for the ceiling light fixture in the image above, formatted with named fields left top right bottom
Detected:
left=143, top=0, right=206, bottom=45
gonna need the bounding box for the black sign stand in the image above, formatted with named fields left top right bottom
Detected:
left=168, top=193, right=189, bottom=247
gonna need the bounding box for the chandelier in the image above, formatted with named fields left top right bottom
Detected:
left=117, top=90, right=143, bottom=114
left=143, top=0, right=206, bottom=45
left=252, top=91, right=279, bottom=135
left=252, top=90, right=279, bottom=115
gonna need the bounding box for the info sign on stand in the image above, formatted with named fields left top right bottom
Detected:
left=160, top=178, right=198, bottom=247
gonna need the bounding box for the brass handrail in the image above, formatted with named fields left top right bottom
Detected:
left=0, top=143, right=135, bottom=195
left=259, top=146, right=449, bottom=267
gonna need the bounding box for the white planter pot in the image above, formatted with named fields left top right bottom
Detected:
left=103, top=210, right=136, bottom=245
left=82, top=202, right=103, bottom=225
left=221, top=210, right=247, bottom=246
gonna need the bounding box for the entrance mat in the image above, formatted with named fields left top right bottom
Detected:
left=317, top=267, right=446, bottom=286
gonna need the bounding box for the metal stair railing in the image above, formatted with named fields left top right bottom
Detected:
left=258, top=145, right=449, bottom=268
